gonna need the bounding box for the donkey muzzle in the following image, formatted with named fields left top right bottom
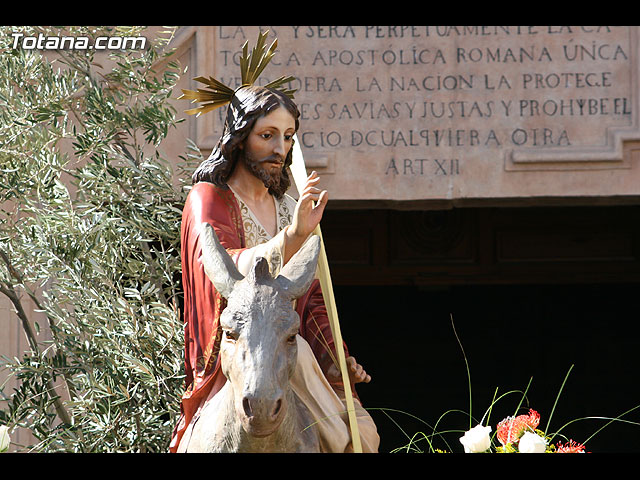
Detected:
left=240, top=391, right=286, bottom=437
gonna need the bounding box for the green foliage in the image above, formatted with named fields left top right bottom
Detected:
left=0, top=26, right=199, bottom=451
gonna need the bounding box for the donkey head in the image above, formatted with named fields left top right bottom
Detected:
left=199, top=222, right=320, bottom=437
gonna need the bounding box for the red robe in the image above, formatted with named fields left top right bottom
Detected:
left=169, top=181, right=349, bottom=452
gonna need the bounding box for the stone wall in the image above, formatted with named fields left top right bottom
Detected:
left=179, top=26, right=639, bottom=208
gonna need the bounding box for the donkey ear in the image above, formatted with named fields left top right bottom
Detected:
left=275, top=234, right=321, bottom=299
left=200, top=222, right=244, bottom=298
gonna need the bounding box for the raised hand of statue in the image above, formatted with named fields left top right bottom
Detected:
left=326, top=356, right=372, bottom=386
left=291, top=171, right=328, bottom=239
left=284, top=171, right=328, bottom=264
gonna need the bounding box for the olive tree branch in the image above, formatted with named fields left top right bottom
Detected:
left=0, top=249, right=72, bottom=427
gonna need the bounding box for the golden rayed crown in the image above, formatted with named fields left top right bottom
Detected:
left=179, top=30, right=297, bottom=117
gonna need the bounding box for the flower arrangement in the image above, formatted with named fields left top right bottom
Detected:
left=460, top=408, right=586, bottom=453
left=385, top=318, right=640, bottom=454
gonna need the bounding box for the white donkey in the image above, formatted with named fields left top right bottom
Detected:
left=185, top=222, right=322, bottom=452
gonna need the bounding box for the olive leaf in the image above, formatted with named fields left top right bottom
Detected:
left=0, top=25, right=193, bottom=452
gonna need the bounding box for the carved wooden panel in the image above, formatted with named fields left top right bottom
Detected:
left=322, top=205, right=640, bottom=286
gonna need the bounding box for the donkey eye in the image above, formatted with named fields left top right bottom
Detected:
left=224, top=330, right=238, bottom=342
left=287, top=333, right=297, bottom=345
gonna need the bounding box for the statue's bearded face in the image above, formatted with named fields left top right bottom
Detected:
left=241, top=149, right=283, bottom=191
left=240, top=106, right=296, bottom=190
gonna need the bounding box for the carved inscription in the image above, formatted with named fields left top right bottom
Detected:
left=210, top=26, right=635, bottom=200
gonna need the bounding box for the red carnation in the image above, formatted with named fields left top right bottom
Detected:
left=496, top=409, right=541, bottom=446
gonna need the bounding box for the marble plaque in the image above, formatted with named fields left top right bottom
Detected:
left=200, top=26, right=639, bottom=206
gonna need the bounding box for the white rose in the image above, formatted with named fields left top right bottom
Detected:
left=459, top=424, right=492, bottom=453
left=518, top=431, right=546, bottom=453
left=0, top=425, right=9, bottom=453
